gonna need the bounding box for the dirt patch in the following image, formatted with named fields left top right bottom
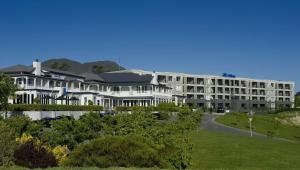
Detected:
left=280, top=116, right=300, bottom=127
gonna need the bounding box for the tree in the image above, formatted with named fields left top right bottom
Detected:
left=0, top=74, right=18, bottom=118
left=295, top=96, right=300, bottom=108
left=0, top=122, right=17, bottom=167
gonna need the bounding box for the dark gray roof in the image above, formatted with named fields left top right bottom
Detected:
left=100, top=72, right=153, bottom=84
left=80, top=72, right=105, bottom=82
left=43, top=68, right=84, bottom=78
left=0, top=65, right=34, bottom=73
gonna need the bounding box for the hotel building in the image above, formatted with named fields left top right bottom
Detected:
left=0, top=60, right=172, bottom=110
left=0, top=60, right=295, bottom=111
left=121, top=69, right=295, bottom=111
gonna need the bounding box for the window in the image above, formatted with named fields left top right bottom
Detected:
left=84, top=97, right=87, bottom=105
left=176, top=76, right=181, bottom=82
left=168, top=76, right=172, bottom=82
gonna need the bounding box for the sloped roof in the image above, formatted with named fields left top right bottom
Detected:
left=80, top=72, right=105, bottom=82
left=43, top=68, right=84, bottom=78
left=0, top=65, right=35, bottom=73
left=100, top=72, right=153, bottom=84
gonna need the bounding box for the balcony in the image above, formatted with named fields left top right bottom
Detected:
left=217, top=79, right=223, bottom=86
left=187, top=94, right=194, bottom=99
left=196, top=78, right=204, bottom=85
left=252, top=90, right=258, bottom=95
left=259, top=83, right=266, bottom=88
left=224, top=80, right=230, bottom=86
left=197, top=95, right=204, bottom=99
left=196, top=87, right=204, bottom=93
left=252, top=82, right=258, bottom=88
left=157, top=75, right=166, bottom=83
left=241, top=81, right=247, bottom=87
left=278, top=84, right=284, bottom=89
left=217, top=87, right=223, bottom=93
left=259, top=90, right=266, bottom=95
left=187, top=86, right=195, bottom=93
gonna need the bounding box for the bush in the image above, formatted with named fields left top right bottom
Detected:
left=0, top=122, right=16, bottom=167
left=63, top=135, right=167, bottom=168
left=5, top=115, right=43, bottom=138
left=157, top=102, right=179, bottom=112
left=52, top=145, right=70, bottom=165
left=41, top=112, right=104, bottom=149
left=14, top=140, right=57, bottom=168
left=8, top=104, right=103, bottom=111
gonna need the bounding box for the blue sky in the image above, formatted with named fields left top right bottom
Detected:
left=0, top=0, right=299, bottom=91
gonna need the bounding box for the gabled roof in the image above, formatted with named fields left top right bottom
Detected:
left=0, top=65, right=35, bottom=73
left=100, top=72, right=153, bottom=84
left=80, top=72, right=105, bottom=82
left=43, top=68, right=84, bottom=78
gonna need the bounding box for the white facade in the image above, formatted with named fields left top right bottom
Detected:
left=4, top=61, right=173, bottom=110
left=2, top=61, right=295, bottom=111
left=122, top=69, right=295, bottom=111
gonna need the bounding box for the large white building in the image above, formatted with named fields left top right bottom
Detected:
left=120, top=69, right=295, bottom=111
left=1, top=60, right=295, bottom=111
left=1, top=60, right=173, bottom=110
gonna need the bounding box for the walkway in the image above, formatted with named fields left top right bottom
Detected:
left=200, top=113, right=296, bottom=143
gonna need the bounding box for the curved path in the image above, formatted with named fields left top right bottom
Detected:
left=200, top=113, right=296, bottom=143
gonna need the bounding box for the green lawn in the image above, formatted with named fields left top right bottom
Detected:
left=190, top=130, right=300, bottom=170
left=215, top=112, right=300, bottom=141
left=0, top=167, right=160, bottom=170
left=2, top=129, right=300, bottom=170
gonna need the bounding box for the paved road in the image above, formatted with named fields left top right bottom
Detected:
left=200, top=113, right=296, bottom=143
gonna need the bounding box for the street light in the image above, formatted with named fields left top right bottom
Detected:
left=249, top=117, right=253, bottom=137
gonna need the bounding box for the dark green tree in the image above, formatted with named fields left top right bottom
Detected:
left=0, top=122, right=17, bottom=167
left=0, top=74, right=18, bottom=118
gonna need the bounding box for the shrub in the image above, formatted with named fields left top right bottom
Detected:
left=0, top=122, right=16, bottom=167
left=63, top=135, right=167, bottom=168
left=41, top=112, right=104, bottom=149
left=52, top=145, right=70, bottom=165
left=8, top=104, right=103, bottom=111
left=157, top=102, right=179, bottom=112
left=5, top=115, right=43, bottom=138
left=14, top=139, right=57, bottom=168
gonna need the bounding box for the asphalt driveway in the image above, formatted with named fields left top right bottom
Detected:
left=200, top=113, right=295, bottom=143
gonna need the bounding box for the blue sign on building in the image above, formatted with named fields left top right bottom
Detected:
left=222, top=73, right=236, bottom=78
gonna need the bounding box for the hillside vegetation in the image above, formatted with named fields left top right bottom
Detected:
left=42, top=58, right=124, bottom=74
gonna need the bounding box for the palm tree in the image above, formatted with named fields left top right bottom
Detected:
left=0, top=73, right=17, bottom=118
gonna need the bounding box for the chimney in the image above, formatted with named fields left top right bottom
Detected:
left=151, top=71, right=159, bottom=85
left=33, top=59, right=42, bottom=76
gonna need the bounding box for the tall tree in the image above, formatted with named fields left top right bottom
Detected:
left=0, top=74, right=17, bottom=118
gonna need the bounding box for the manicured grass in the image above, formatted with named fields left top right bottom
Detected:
left=0, top=167, right=160, bottom=170
left=215, top=112, right=300, bottom=141
left=3, top=130, right=300, bottom=170
left=190, top=130, right=300, bottom=169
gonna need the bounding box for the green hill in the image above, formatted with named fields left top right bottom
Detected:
left=42, top=58, right=125, bottom=74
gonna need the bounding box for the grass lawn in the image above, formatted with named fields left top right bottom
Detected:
left=0, top=167, right=161, bottom=170
left=190, top=130, right=300, bottom=170
left=215, top=112, right=300, bottom=141
left=2, top=130, right=300, bottom=170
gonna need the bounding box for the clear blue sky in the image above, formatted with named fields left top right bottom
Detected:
left=0, top=0, right=299, bottom=91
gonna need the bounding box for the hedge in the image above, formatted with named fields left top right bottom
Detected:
left=7, top=104, right=103, bottom=111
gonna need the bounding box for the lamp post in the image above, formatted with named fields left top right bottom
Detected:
left=249, top=117, right=253, bottom=137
